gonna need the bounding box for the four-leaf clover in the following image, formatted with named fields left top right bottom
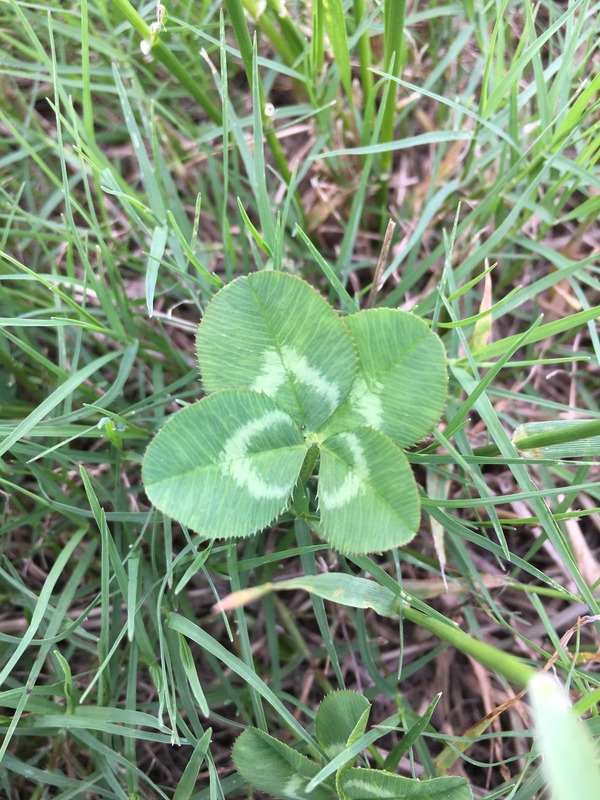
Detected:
left=142, top=272, right=447, bottom=554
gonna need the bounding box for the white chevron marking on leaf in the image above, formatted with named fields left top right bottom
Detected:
left=342, top=777, right=398, bottom=797
left=253, top=346, right=340, bottom=413
left=222, top=410, right=295, bottom=498
left=350, top=378, right=384, bottom=428
left=252, top=349, right=288, bottom=395
left=282, top=776, right=310, bottom=800
left=321, top=432, right=369, bottom=510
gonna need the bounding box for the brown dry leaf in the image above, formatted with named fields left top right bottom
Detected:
left=539, top=274, right=582, bottom=318
left=435, top=612, right=600, bottom=774
left=564, top=514, right=600, bottom=588
left=412, top=122, right=470, bottom=206
left=468, top=657, right=511, bottom=783
left=305, top=178, right=355, bottom=229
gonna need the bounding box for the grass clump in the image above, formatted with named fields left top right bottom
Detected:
left=1, top=0, right=599, bottom=798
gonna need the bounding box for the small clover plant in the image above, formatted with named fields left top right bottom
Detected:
left=142, top=272, right=447, bottom=554
left=232, top=690, right=473, bottom=800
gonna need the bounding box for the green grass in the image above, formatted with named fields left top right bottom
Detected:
left=1, top=0, right=599, bottom=797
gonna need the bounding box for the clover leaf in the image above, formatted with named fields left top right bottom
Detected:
left=142, top=271, right=447, bottom=554
left=232, top=690, right=473, bottom=800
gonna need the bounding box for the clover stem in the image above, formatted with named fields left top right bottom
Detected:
left=292, top=444, right=320, bottom=516
left=400, top=605, right=536, bottom=688
left=299, top=443, right=320, bottom=485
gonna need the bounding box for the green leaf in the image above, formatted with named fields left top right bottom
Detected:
left=0, top=347, right=126, bottom=459
left=232, top=728, right=335, bottom=800
left=319, top=427, right=420, bottom=553
left=173, top=729, right=212, bottom=800
left=248, top=573, right=400, bottom=617
left=339, top=768, right=473, bottom=800
left=142, top=389, right=307, bottom=537
left=196, top=272, right=357, bottom=431
left=316, top=691, right=371, bottom=761
left=319, top=693, right=372, bottom=800
left=384, top=693, right=441, bottom=772
left=321, top=310, right=447, bottom=448
left=321, top=0, right=352, bottom=100
left=169, top=613, right=318, bottom=750
left=0, top=529, right=87, bottom=689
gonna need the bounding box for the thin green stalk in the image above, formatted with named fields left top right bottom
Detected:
left=241, top=0, right=296, bottom=66
left=321, top=0, right=353, bottom=105
left=474, top=418, right=600, bottom=459
left=299, top=443, right=320, bottom=485
left=310, top=0, right=324, bottom=87
left=111, top=0, right=222, bottom=124
left=401, top=605, right=536, bottom=688
left=379, top=0, right=406, bottom=176
left=224, top=0, right=292, bottom=185
left=260, top=568, right=539, bottom=689
left=371, top=0, right=407, bottom=226
left=80, top=0, right=94, bottom=142
left=226, top=545, right=269, bottom=732
left=223, top=0, right=253, bottom=72
left=247, top=4, right=291, bottom=64
left=263, top=0, right=306, bottom=64
left=354, top=0, right=373, bottom=107
left=152, top=41, right=222, bottom=124
left=513, top=419, right=600, bottom=453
